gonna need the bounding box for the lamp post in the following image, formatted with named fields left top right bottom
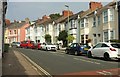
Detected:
left=65, top=4, right=70, bottom=47
left=65, top=4, right=70, bottom=34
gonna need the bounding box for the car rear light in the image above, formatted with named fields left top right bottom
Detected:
left=110, top=48, right=116, bottom=51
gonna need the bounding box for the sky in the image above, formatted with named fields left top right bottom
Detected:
left=6, top=2, right=109, bottom=22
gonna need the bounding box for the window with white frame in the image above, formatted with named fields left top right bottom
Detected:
left=94, top=39, right=97, bottom=45
left=104, top=31, right=108, bottom=42
left=14, top=30, right=16, bottom=34
left=80, top=19, right=84, bottom=28
left=103, top=10, right=108, bottom=23
left=42, top=26, right=44, bottom=31
left=70, top=20, right=72, bottom=28
left=98, top=16, right=100, bottom=26
left=9, top=30, right=12, bottom=35
left=110, top=9, right=114, bottom=21
left=59, top=24, right=61, bottom=31
left=85, top=18, right=88, bottom=27
left=46, top=25, right=49, bottom=31
left=93, top=17, right=96, bottom=27
left=34, top=27, right=37, bottom=33
left=71, top=20, right=76, bottom=28
left=110, top=30, right=114, bottom=40
left=27, top=28, right=30, bottom=34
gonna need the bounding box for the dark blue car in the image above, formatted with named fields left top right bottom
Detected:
left=65, top=43, right=91, bottom=56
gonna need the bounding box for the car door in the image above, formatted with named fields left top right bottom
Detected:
left=92, top=43, right=102, bottom=57
left=72, top=43, right=77, bottom=54
left=100, top=43, right=109, bottom=57
left=69, top=43, right=74, bottom=54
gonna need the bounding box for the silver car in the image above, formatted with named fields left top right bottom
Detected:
left=11, top=42, right=20, bottom=48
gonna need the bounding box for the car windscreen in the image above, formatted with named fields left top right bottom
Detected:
left=16, top=42, right=20, bottom=44
left=111, top=44, right=120, bottom=48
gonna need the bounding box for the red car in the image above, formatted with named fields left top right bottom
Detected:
left=27, top=40, right=35, bottom=49
left=20, top=41, right=28, bottom=48
left=36, top=43, right=41, bottom=50
left=20, top=40, right=36, bottom=49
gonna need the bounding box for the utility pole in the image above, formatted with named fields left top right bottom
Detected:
left=0, top=0, right=3, bottom=59
left=0, top=1, right=3, bottom=76
left=65, top=4, right=70, bottom=34
left=118, top=1, right=120, bottom=40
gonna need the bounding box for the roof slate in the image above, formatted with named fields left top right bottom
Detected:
left=7, top=21, right=26, bottom=29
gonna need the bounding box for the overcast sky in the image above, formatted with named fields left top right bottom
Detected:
left=6, top=2, right=109, bottom=22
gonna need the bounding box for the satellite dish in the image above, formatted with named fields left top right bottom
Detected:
left=94, top=11, right=97, bottom=15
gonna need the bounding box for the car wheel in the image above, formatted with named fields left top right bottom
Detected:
left=74, top=51, right=78, bottom=56
left=46, top=47, right=48, bottom=51
left=65, top=50, right=69, bottom=54
left=104, top=53, right=110, bottom=61
left=87, top=51, right=92, bottom=58
left=118, top=59, right=120, bottom=62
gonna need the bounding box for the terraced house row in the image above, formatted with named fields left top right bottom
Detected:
left=4, top=1, right=120, bottom=46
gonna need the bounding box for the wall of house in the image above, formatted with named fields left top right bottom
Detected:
left=20, top=23, right=29, bottom=42
left=4, top=28, right=9, bottom=43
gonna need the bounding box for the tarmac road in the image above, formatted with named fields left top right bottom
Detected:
left=14, top=47, right=119, bottom=76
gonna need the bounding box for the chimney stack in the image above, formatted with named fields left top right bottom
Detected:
left=42, top=15, right=50, bottom=20
left=62, top=10, right=73, bottom=17
left=89, top=2, right=102, bottom=10
left=25, top=18, right=30, bottom=24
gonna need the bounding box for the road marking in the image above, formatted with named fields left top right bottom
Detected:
left=97, top=70, right=112, bottom=75
left=49, top=52, right=65, bottom=57
left=74, top=56, right=118, bottom=64
left=18, top=51, right=52, bottom=77
left=73, top=58, right=100, bottom=65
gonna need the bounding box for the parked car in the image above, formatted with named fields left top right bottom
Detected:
left=20, top=41, right=28, bottom=48
left=11, top=42, right=20, bottom=48
left=41, top=43, right=57, bottom=51
left=20, top=40, right=35, bottom=49
left=65, top=43, right=91, bottom=55
left=80, top=44, right=91, bottom=54
left=27, top=40, right=36, bottom=49
left=34, top=42, right=41, bottom=50
left=87, top=42, right=120, bottom=61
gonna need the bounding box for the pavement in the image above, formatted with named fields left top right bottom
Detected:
left=2, top=48, right=40, bottom=77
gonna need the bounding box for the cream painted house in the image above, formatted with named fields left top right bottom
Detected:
left=78, top=1, right=118, bottom=45
left=25, top=21, right=36, bottom=42
left=53, top=16, right=67, bottom=44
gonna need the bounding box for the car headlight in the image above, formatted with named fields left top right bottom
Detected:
left=47, top=47, right=50, bottom=49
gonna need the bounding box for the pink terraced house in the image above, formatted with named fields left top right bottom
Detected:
left=7, top=19, right=30, bottom=43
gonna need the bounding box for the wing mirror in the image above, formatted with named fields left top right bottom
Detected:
left=93, top=46, right=96, bottom=49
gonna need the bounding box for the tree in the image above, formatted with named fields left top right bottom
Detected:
left=45, top=34, right=51, bottom=43
left=67, top=35, right=75, bottom=43
left=58, top=30, right=68, bottom=47
left=49, top=13, right=61, bottom=19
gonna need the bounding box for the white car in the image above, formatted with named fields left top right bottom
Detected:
left=87, top=42, right=120, bottom=61
left=41, top=43, right=57, bottom=51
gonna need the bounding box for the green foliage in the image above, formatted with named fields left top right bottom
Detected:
left=58, top=30, right=68, bottom=41
left=49, top=13, right=61, bottom=19
left=67, top=35, right=75, bottom=43
left=57, top=30, right=68, bottom=47
left=45, top=34, right=51, bottom=43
